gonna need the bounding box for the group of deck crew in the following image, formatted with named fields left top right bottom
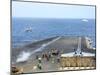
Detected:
left=36, top=49, right=61, bottom=70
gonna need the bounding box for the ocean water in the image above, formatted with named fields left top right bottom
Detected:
left=12, top=18, right=96, bottom=48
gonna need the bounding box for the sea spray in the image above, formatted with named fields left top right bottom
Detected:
left=16, top=51, right=30, bottom=62
left=16, top=37, right=61, bottom=63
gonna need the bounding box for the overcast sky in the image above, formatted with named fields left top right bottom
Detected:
left=12, top=1, right=95, bottom=19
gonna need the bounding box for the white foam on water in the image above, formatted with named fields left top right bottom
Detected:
left=16, top=37, right=61, bottom=63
